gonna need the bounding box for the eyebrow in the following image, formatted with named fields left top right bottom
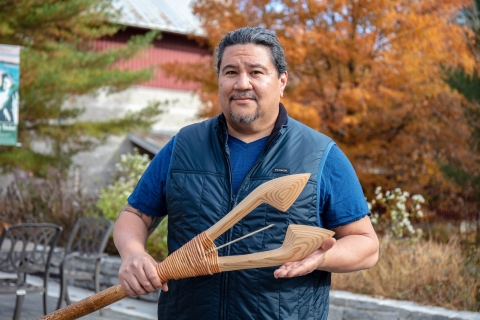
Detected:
left=248, top=63, right=268, bottom=72
left=221, top=63, right=269, bottom=73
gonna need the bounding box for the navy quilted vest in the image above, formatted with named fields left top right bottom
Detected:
left=159, top=109, right=334, bottom=320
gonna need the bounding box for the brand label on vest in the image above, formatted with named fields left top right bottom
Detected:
left=273, top=168, right=289, bottom=174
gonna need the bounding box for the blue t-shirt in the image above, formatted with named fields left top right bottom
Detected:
left=128, top=135, right=369, bottom=229
left=228, top=135, right=268, bottom=196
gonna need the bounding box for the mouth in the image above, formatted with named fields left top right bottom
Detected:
left=230, top=93, right=257, bottom=103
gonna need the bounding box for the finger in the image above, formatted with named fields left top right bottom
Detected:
left=138, top=278, right=157, bottom=293
left=120, top=279, right=137, bottom=297
left=274, top=254, right=322, bottom=278
left=274, top=265, right=309, bottom=278
left=131, top=277, right=151, bottom=296
left=321, top=238, right=336, bottom=251
left=273, top=261, right=299, bottom=276
left=274, top=261, right=306, bottom=278
left=284, top=260, right=317, bottom=278
left=144, top=265, right=163, bottom=291
left=120, top=277, right=146, bottom=296
left=126, top=267, right=155, bottom=295
left=276, top=262, right=296, bottom=270
left=161, top=282, right=169, bottom=292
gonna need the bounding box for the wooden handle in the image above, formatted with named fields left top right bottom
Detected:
left=37, top=284, right=128, bottom=320
left=206, top=173, right=310, bottom=241
left=218, top=224, right=335, bottom=271
left=39, top=174, right=312, bottom=319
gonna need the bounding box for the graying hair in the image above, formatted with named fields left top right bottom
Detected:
left=215, top=27, right=287, bottom=77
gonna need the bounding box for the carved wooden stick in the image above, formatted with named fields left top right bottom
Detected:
left=205, top=173, right=311, bottom=240
left=39, top=174, right=334, bottom=320
left=219, top=224, right=334, bottom=271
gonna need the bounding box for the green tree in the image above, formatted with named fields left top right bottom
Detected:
left=444, top=0, right=480, bottom=243
left=447, top=0, right=480, bottom=152
left=0, top=0, right=162, bottom=175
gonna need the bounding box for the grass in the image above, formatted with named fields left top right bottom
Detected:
left=331, top=234, right=480, bottom=312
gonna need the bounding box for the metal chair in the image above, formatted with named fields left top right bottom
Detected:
left=0, top=216, right=11, bottom=230
left=52, top=217, right=114, bottom=311
left=0, top=223, right=62, bottom=320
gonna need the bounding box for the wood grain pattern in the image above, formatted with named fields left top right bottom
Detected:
left=219, top=224, right=335, bottom=271
left=38, top=284, right=128, bottom=320
left=38, top=173, right=312, bottom=319
left=206, top=173, right=311, bottom=241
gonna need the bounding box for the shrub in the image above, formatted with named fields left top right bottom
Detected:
left=146, top=217, right=169, bottom=261
left=368, top=186, right=425, bottom=239
left=0, top=167, right=97, bottom=245
left=96, top=149, right=150, bottom=221
left=96, top=148, right=168, bottom=260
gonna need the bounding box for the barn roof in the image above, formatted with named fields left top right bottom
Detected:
left=112, top=0, right=205, bottom=36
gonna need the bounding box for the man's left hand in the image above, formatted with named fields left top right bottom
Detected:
left=273, top=237, right=336, bottom=278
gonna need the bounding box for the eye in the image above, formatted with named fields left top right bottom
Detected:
left=251, top=70, right=262, bottom=75
left=225, top=70, right=237, bottom=75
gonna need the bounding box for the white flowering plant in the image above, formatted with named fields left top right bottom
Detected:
left=368, top=186, right=425, bottom=239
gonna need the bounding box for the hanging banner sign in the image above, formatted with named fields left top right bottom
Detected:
left=0, top=44, right=21, bottom=146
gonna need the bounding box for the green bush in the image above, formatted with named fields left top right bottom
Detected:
left=147, top=217, right=169, bottom=261
left=96, top=148, right=168, bottom=260
left=96, top=148, right=150, bottom=220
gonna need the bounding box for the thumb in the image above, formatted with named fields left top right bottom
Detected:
left=321, top=237, right=336, bottom=251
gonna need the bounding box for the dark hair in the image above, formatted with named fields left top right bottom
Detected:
left=215, top=27, right=287, bottom=77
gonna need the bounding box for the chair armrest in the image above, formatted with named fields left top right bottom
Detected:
left=63, top=252, right=108, bottom=263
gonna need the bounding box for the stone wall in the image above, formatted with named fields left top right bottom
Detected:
left=74, top=256, right=480, bottom=320
left=328, top=291, right=480, bottom=320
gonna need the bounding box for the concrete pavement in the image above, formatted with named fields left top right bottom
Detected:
left=0, top=274, right=157, bottom=320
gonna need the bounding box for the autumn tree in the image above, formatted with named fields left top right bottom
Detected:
left=163, top=0, right=480, bottom=211
left=0, top=0, right=162, bottom=175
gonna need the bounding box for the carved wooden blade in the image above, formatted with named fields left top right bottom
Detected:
left=205, top=173, right=310, bottom=241
left=218, top=224, right=335, bottom=271
left=38, top=174, right=311, bottom=320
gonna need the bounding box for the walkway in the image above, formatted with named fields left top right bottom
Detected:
left=0, top=274, right=157, bottom=320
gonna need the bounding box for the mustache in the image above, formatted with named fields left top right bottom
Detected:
left=229, top=92, right=257, bottom=102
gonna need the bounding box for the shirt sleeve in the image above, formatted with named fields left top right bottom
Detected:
left=127, top=137, right=175, bottom=217
left=319, top=144, right=370, bottom=229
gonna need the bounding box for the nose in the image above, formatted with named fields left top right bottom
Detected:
left=234, top=73, right=252, bottom=91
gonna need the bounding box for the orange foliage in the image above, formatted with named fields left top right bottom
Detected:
left=162, top=0, right=480, bottom=210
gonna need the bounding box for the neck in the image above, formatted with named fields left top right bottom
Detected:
left=226, top=121, right=275, bottom=143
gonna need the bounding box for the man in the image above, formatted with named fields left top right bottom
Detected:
left=0, top=72, right=17, bottom=123
left=114, top=27, right=379, bottom=320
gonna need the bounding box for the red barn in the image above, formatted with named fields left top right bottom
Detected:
left=74, top=0, right=212, bottom=188
left=95, top=0, right=210, bottom=92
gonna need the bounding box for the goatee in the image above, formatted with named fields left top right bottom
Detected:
left=230, top=105, right=260, bottom=123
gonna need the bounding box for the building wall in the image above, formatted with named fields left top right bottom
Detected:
left=68, top=28, right=212, bottom=191
left=71, top=86, right=206, bottom=191
left=93, top=28, right=211, bottom=90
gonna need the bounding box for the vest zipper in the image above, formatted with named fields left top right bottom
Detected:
left=220, top=139, right=234, bottom=320
left=233, top=127, right=285, bottom=204
left=220, top=127, right=285, bottom=320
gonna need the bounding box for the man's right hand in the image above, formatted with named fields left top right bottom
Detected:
left=114, top=205, right=169, bottom=296
left=118, top=251, right=168, bottom=296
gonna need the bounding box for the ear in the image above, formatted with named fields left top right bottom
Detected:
left=279, top=71, right=288, bottom=98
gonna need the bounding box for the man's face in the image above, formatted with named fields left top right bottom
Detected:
left=3, top=77, right=12, bottom=90
left=218, top=44, right=287, bottom=128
